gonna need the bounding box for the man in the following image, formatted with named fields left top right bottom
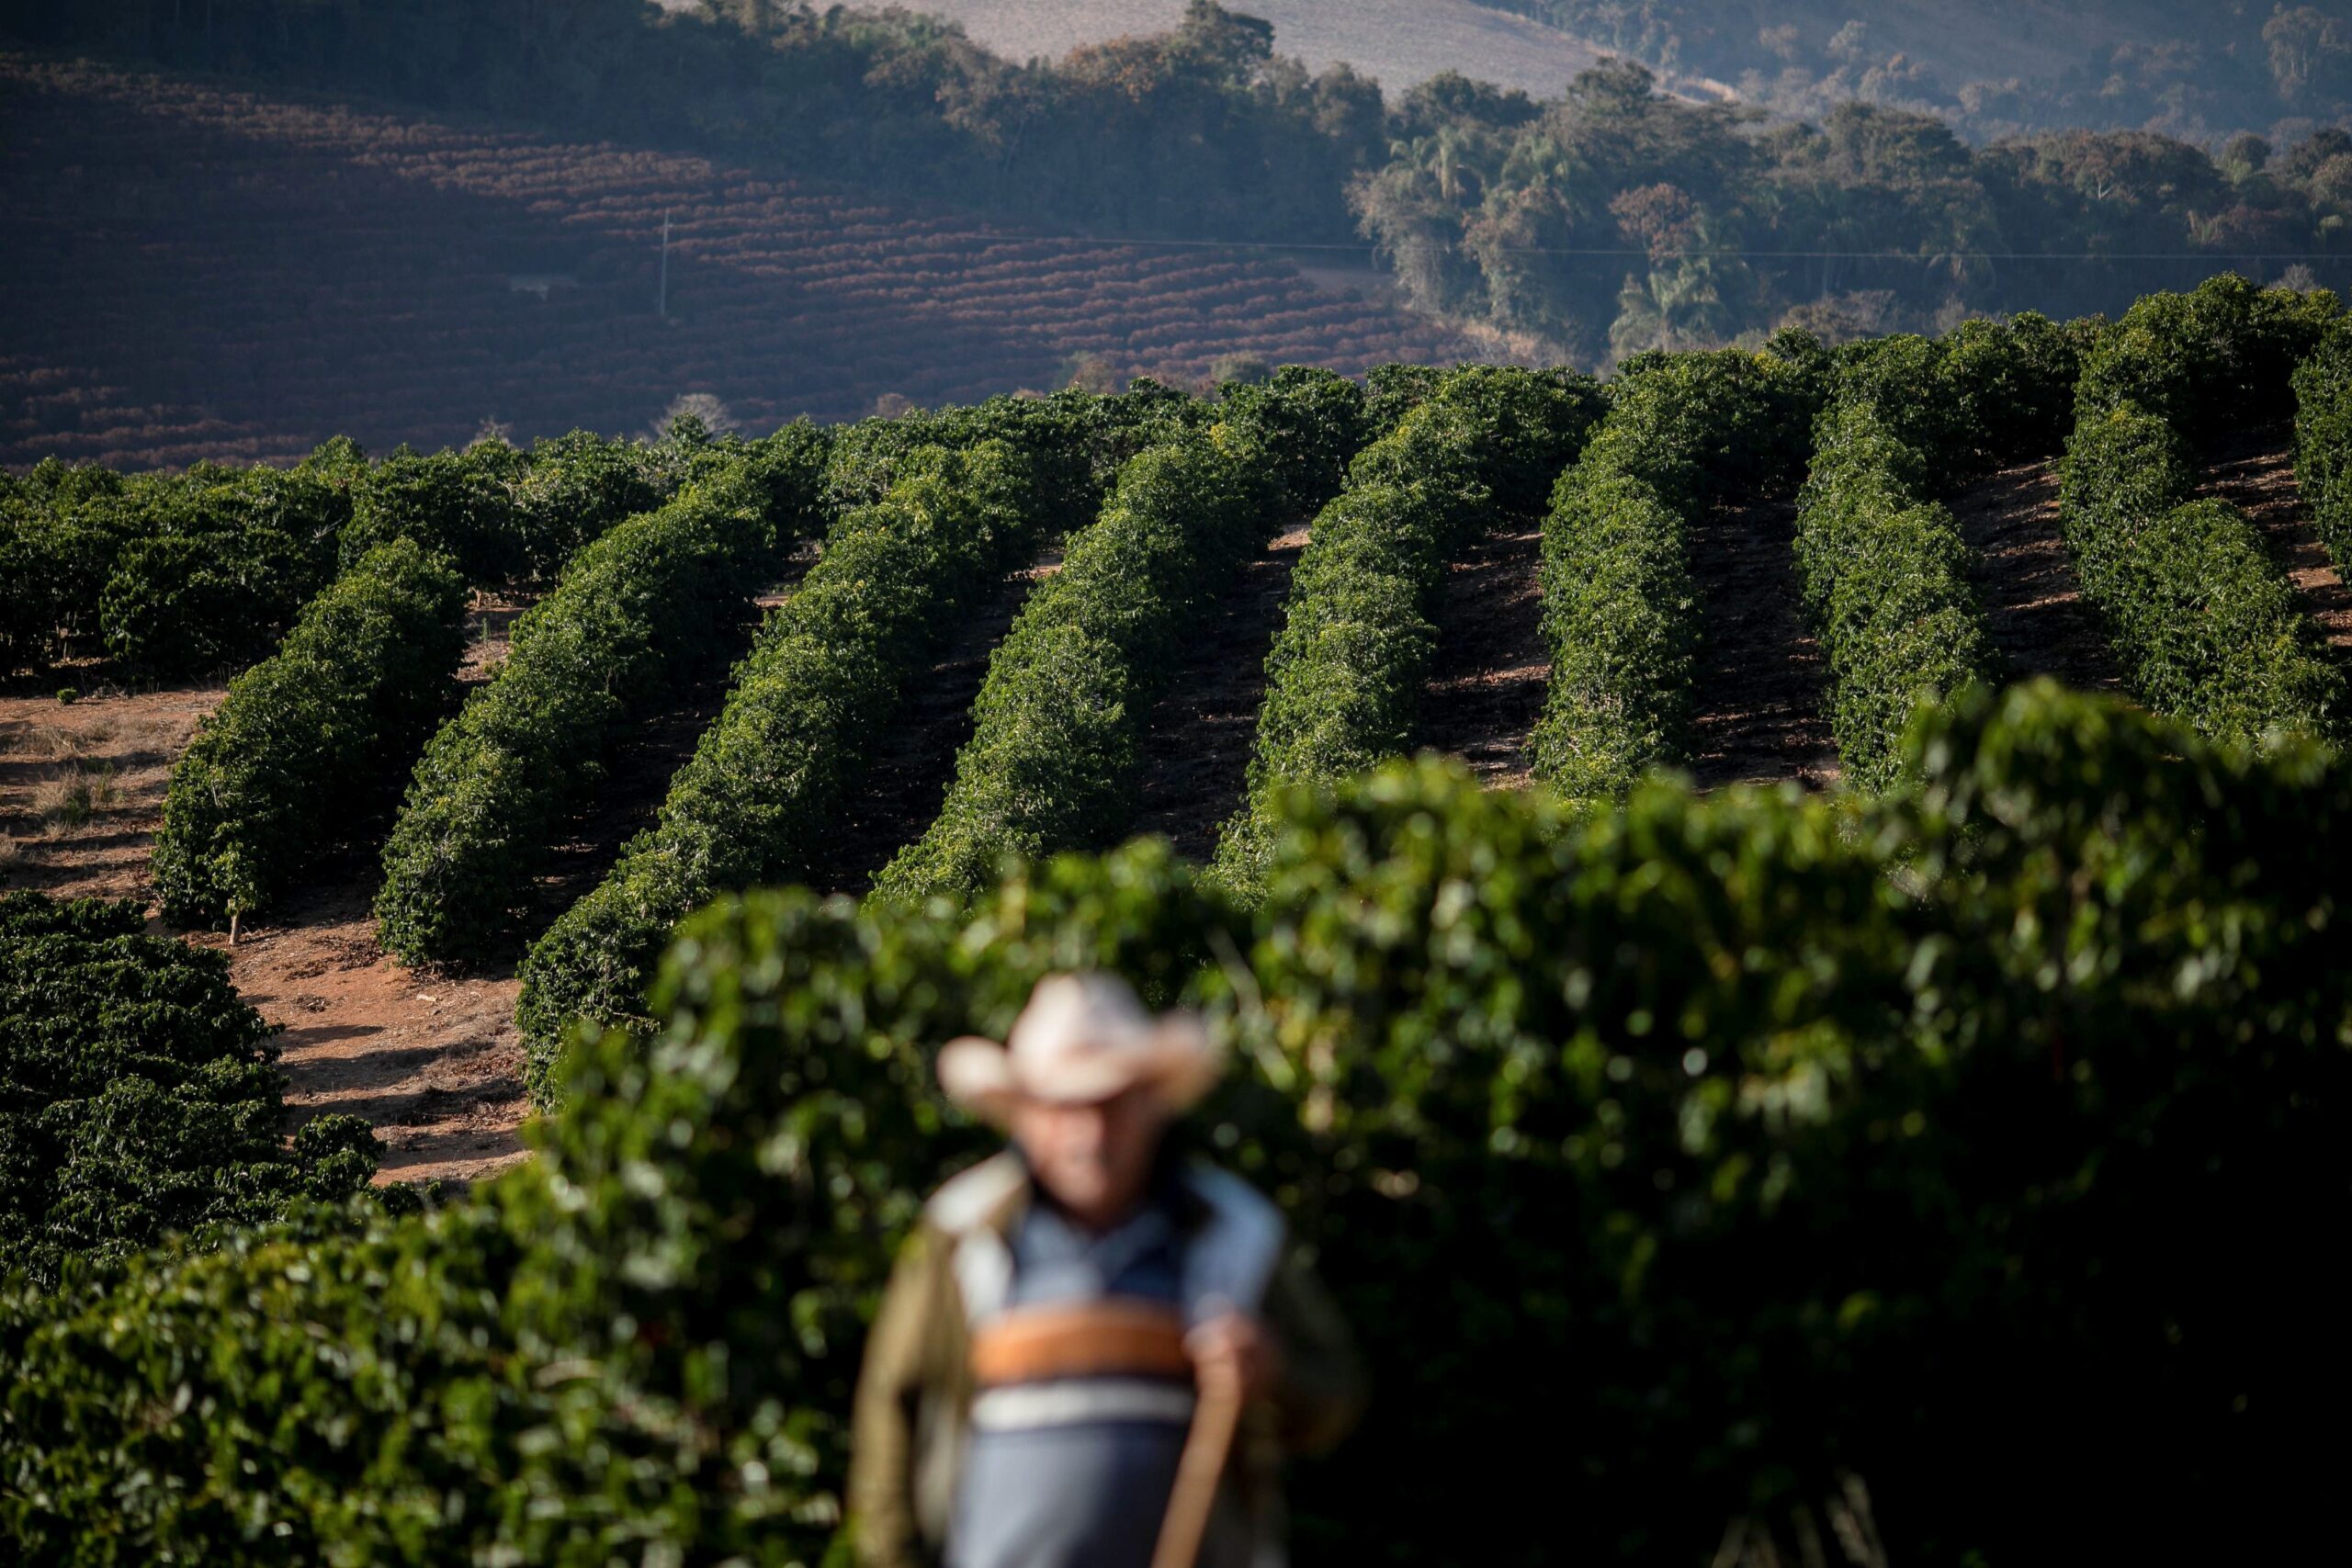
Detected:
left=851, top=972, right=1364, bottom=1568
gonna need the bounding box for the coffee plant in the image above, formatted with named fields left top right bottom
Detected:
left=1530, top=345, right=1818, bottom=803
left=1213, top=366, right=1602, bottom=895
left=0, top=890, right=380, bottom=1289
left=373, top=436, right=827, bottom=965
left=514, top=438, right=1050, bottom=1092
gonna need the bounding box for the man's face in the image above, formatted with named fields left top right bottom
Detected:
left=1011, top=1084, right=1170, bottom=1230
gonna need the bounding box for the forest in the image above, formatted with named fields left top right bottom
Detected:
left=9, top=0, right=2352, bottom=366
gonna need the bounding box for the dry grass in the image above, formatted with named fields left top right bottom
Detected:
left=13, top=719, right=114, bottom=761
left=30, top=763, right=121, bottom=830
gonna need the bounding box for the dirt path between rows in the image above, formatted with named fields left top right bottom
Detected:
left=0, top=673, right=527, bottom=1187
left=1683, top=501, right=1839, bottom=792
left=1125, top=527, right=1308, bottom=860
left=0, top=581, right=805, bottom=1190
left=1947, top=459, right=2126, bottom=693
left=2199, top=435, right=2352, bottom=653
left=801, top=551, right=1056, bottom=894
left=1417, top=523, right=1550, bottom=790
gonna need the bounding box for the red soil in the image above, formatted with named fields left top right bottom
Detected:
left=801, top=550, right=1062, bottom=894
left=1126, top=526, right=1311, bottom=858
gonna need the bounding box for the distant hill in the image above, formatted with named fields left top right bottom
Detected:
left=1470, top=0, right=2352, bottom=142
left=907, top=0, right=1621, bottom=101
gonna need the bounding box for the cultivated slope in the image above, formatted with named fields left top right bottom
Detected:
left=0, top=55, right=1464, bottom=469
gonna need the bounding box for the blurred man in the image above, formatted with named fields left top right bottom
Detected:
left=851, top=972, right=1363, bottom=1568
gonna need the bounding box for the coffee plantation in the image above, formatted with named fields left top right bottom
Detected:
left=5, top=685, right=2346, bottom=1564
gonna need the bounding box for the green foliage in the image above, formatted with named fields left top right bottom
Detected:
left=1215, top=367, right=1602, bottom=894
left=1213, top=365, right=1377, bottom=513
left=504, top=428, right=681, bottom=579
left=2075, top=273, right=2341, bottom=437
left=1531, top=346, right=1818, bottom=801
left=874, top=429, right=1265, bottom=905
left=338, top=440, right=527, bottom=583
left=1, top=454, right=354, bottom=679
left=1930, top=310, right=2099, bottom=465
left=9, top=685, right=2351, bottom=1562
left=2061, top=286, right=2346, bottom=743
left=2292, top=316, right=2352, bottom=573
left=150, top=539, right=469, bottom=925
left=1361, top=363, right=1448, bottom=433
left=1793, top=333, right=2018, bottom=789
left=0, top=890, right=379, bottom=1289
left=373, top=450, right=825, bottom=966
left=514, top=440, right=1047, bottom=1093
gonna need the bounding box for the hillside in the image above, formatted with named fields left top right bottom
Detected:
left=910, top=0, right=1616, bottom=99
left=0, top=54, right=1464, bottom=470
left=1476, top=0, right=2346, bottom=140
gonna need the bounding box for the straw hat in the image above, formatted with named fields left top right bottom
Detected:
left=938, top=973, right=1224, bottom=1122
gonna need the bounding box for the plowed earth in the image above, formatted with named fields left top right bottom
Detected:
left=1126, top=527, right=1311, bottom=860
left=1417, top=523, right=1550, bottom=789
left=801, top=550, right=1062, bottom=894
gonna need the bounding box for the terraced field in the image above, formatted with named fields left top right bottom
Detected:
left=0, top=54, right=1465, bottom=470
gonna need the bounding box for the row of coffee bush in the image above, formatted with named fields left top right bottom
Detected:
left=2058, top=277, right=2343, bottom=743
left=6, top=683, right=2345, bottom=1564
left=148, top=537, right=470, bottom=924
left=513, top=438, right=1053, bottom=1094
left=372, top=435, right=830, bottom=965
left=1529, top=344, right=1817, bottom=802
left=1788, top=317, right=2090, bottom=788
left=879, top=369, right=1371, bottom=904
left=1211, top=366, right=1602, bottom=895
left=2293, top=315, right=2352, bottom=573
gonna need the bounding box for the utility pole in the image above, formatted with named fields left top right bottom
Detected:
left=657, top=209, right=671, bottom=319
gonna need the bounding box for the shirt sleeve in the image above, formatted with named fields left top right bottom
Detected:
left=850, top=1226, right=950, bottom=1568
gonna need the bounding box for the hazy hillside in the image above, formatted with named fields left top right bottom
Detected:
left=908, top=0, right=1616, bottom=100
left=1476, top=0, right=2352, bottom=141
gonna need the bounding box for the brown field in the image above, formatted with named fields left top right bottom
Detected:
left=0, top=53, right=1467, bottom=471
